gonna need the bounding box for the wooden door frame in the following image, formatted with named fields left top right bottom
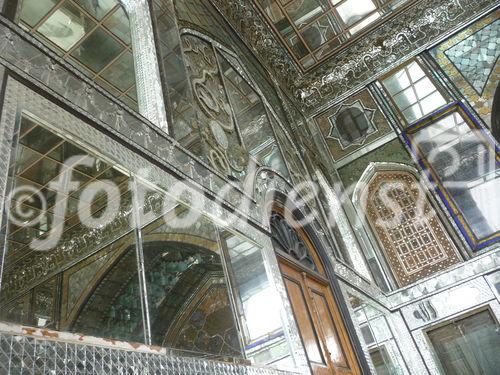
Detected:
left=279, top=256, right=336, bottom=374
left=268, top=194, right=371, bottom=374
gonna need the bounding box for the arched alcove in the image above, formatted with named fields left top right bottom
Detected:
left=70, top=240, right=241, bottom=357
left=353, top=163, right=461, bottom=287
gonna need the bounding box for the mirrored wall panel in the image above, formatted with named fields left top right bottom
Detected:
left=216, top=51, right=290, bottom=179
left=0, top=114, right=246, bottom=360
left=12, top=0, right=138, bottom=110
left=0, top=114, right=141, bottom=342
left=220, top=230, right=294, bottom=368
left=348, top=294, right=407, bottom=375
left=178, top=32, right=291, bottom=181
left=135, top=187, right=244, bottom=358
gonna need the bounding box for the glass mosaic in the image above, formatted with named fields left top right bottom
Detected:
left=445, top=19, right=500, bottom=95
left=431, top=10, right=500, bottom=128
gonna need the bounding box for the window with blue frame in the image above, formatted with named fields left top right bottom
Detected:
left=404, top=103, right=500, bottom=250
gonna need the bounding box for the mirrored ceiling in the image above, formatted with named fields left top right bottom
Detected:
left=253, top=0, right=414, bottom=70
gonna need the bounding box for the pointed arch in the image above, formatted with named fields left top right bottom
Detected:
left=353, top=162, right=461, bottom=287
left=268, top=199, right=368, bottom=374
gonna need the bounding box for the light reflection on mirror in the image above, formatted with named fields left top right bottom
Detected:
left=16, top=0, right=139, bottom=110
left=220, top=231, right=294, bottom=369
left=244, top=288, right=283, bottom=341
left=0, top=116, right=247, bottom=360
left=0, top=115, right=139, bottom=342
left=133, top=181, right=244, bottom=359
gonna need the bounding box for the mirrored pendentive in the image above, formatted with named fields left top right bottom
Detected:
left=0, top=114, right=294, bottom=367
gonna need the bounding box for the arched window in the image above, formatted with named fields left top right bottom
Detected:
left=355, top=165, right=461, bottom=287
left=13, top=0, right=138, bottom=110
left=270, top=212, right=317, bottom=272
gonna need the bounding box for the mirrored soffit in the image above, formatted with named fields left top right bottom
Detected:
left=211, top=0, right=494, bottom=115
left=252, top=0, right=415, bottom=70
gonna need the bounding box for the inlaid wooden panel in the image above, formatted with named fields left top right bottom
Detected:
left=310, top=285, right=348, bottom=368
left=362, top=169, right=461, bottom=286
left=283, top=277, right=325, bottom=366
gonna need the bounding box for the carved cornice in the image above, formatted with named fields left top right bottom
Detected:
left=208, top=0, right=302, bottom=97
left=297, top=0, right=496, bottom=114
left=211, top=0, right=497, bottom=116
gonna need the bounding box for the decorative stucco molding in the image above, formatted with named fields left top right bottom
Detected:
left=211, top=0, right=497, bottom=116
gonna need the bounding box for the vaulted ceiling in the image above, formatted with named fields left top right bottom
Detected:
left=252, top=0, right=416, bottom=71
left=210, top=0, right=496, bottom=116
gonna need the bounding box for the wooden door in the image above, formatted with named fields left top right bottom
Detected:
left=280, top=258, right=361, bottom=375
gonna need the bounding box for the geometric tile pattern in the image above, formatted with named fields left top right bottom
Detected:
left=432, top=10, right=500, bottom=128
left=363, top=170, right=461, bottom=286
left=445, top=20, right=500, bottom=95
left=373, top=186, right=448, bottom=274
left=327, top=100, right=377, bottom=149
left=315, top=88, right=393, bottom=162
left=0, top=332, right=296, bottom=375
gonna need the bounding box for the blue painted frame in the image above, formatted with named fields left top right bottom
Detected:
left=402, top=102, right=500, bottom=251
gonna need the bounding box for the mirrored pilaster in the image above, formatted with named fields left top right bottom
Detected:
left=121, top=0, right=169, bottom=132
